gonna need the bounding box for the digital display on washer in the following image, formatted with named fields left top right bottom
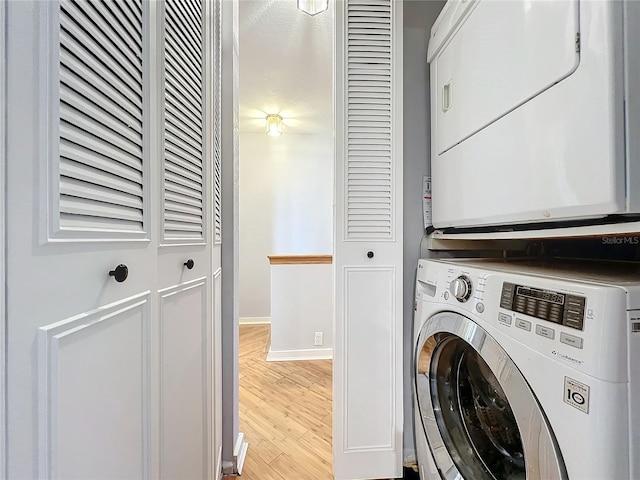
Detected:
left=500, top=282, right=585, bottom=331
left=516, top=287, right=564, bottom=305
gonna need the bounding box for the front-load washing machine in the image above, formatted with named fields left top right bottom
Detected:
left=413, top=258, right=640, bottom=479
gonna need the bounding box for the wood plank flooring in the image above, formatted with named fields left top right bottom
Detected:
left=237, top=325, right=333, bottom=480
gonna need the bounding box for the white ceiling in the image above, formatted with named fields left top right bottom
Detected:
left=238, top=0, right=334, bottom=135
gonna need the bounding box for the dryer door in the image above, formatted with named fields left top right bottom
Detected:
left=415, top=312, right=567, bottom=480
left=433, top=0, right=579, bottom=156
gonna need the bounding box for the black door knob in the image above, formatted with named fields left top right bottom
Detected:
left=184, top=259, right=195, bottom=270
left=108, top=264, right=129, bottom=283
left=367, top=251, right=374, bottom=259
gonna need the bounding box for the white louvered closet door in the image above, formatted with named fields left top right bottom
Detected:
left=5, top=1, right=157, bottom=478
left=156, top=0, right=216, bottom=479
left=5, top=1, right=220, bottom=479
left=334, top=1, right=403, bottom=479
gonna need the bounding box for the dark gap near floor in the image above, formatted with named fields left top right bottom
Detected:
left=403, top=466, right=420, bottom=479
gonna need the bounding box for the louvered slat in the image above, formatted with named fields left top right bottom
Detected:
left=346, top=0, right=393, bottom=239
left=165, top=117, right=203, bottom=156
left=165, top=179, right=203, bottom=202
left=163, top=0, right=204, bottom=242
left=60, top=125, right=142, bottom=172
left=165, top=160, right=203, bottom=186
left=166, top=75, right=203, bottom=124
left=59, top=53, right=142, bottom=121
left=165, top=55, right=202, bottom=104
left=60, top=2, right=142, bottom=98
left=61, top=98, right=142, bottom=151
left=165, top=11, right=202, bottom=70
left=165, top=190, right=203, bottom=209
left=213, top=0, right=222, bottom=244
left=59, top=197, right=143, bottom=223
left=60, top=177, right=143, bottom=211
left=60, top=215, right=144, bottom=232
left=60, top=159, right=143, bottom=197
left=58, top=0, right=144, bottom=235
left=117, top=0, right=142, bottom=30
left=90, top=1, right=142, bottom=50
left=178, top=0, right=204, bottom=35
left=166, top=101, right=202, bottom=141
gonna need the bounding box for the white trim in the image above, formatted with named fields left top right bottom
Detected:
left=215, top=447, right=223, bottom=480
left=37, top=293, right=152, bottom=479
left=41, top=1, right=149, bottom=243
left=239, top=316, right=270, bottom=325
left=431, top=220, right=640, bottom=242
left=266, top=348, right=333, bottom=362
left=234, top=441, right=248, bottom=475
left=232, top=432, right=248, bottom=475
left=232, top=431, right=244, bottom=456
left=222, top=431, right=248, bottom=476
left=0, top=0, right=6, bottom=476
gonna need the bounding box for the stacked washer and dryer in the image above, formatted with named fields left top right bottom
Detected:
left=414, top=0, right=640, bottom=478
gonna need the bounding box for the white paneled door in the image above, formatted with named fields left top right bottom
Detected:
left=156, top=0, right=221, bottom=477
left=158, top=0, right=210, bottom=478
left=4, top=1, right=222, bottom=479
left=334, top=0, right=403, bottom=479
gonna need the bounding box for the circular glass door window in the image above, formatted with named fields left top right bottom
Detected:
left=430, top=335, right=526, bottom=480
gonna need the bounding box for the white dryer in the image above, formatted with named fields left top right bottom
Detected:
left=427, top=0, right=640, bottom=229
left=413, top=258, right=640, bottom=479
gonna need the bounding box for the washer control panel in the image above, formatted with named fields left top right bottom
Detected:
left=500, top=282, right=586, bottom=331
left=450, top=275, right=472, bottom=302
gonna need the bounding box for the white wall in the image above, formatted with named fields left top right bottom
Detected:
left=268, top=263, right=333, bottom=360
left=239, top=132, right=333, bottom=320
left=403, top=0, right=446, bottom=464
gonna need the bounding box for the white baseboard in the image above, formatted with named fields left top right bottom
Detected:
left=266, top=347, right=333, bottom=362
left=239, top=316, right=271, bottom=325
left=234, top=432, right=249, bottom=475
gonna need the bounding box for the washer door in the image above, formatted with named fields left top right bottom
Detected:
left=415, top=312, right=567, bottom=480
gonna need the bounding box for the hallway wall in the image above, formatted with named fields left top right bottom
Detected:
left=239, top=132, right=333, bottom=320
left=402, top=0, right=447, bottom=463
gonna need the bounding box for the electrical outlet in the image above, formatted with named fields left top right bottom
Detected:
left=314, top=331, right=324, bottom=346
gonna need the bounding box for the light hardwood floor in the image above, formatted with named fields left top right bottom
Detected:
left=236, top=325, right=333, bottom=480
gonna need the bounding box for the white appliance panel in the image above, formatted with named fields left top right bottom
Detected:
left=429, top=1, right=633, bottom=229
left=435, top=0, right=579, bottom=155
left=625, top=0, right=640, bottom=213
left=414, top=258, right=639, bottom=480
left=485, top=323, right=630, bottom=480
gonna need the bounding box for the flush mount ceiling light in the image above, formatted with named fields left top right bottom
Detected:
left=265, top=114, right=283, bottom=137
left=297, top=0, right=328, bottom=16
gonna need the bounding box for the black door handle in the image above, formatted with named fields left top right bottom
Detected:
left=367, top=251, right=374, bottom=259
left=184, top=259, right=195, bottom=270
left=108, top=264, right=129, bottom=283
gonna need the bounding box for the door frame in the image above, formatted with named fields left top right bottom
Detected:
left=1, top=0, right=6, bottom=476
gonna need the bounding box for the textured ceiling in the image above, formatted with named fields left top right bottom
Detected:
left=238, top=0, right=334, bottom=135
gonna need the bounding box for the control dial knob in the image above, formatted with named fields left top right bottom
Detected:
left=450, top=275, right=472, bottom=302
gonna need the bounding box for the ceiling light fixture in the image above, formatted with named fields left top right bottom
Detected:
left=265, top=114, right=283, bottom=137
left=297, top=0, right=328, bottom=16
